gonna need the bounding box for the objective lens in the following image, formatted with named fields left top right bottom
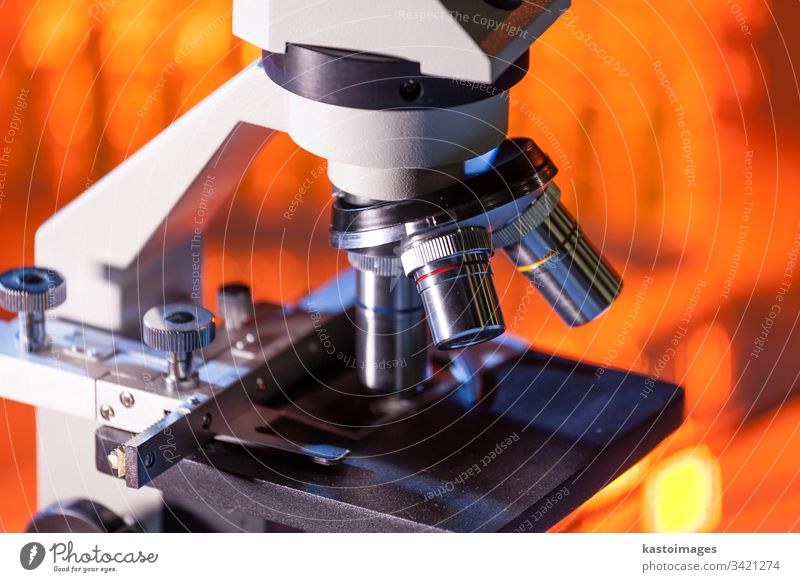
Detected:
left=350, top=254, right=428, bottom=392
left=499, top=185, right=622, bottom=326
left=401, top=228, right=505, bottom=350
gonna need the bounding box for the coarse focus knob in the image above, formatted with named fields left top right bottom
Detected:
left=0, top=266, right=67, bottom=352
left=142, top=303, right=215, bottom=388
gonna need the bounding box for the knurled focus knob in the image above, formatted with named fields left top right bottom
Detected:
left=142, top=303, right=215, bottom=352
left=0, top=267, right=66, bottom=313
left=0, top=266, right=67, bottom=352
left=142, top=303, right=215, bottom=388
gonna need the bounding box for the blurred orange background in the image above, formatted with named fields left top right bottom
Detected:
left=1, top=0, right=799, bottom=532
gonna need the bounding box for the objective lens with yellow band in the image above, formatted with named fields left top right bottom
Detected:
left=498, top=194, right=622, bottom=327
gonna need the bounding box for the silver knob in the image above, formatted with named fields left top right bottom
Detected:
left=217, top=283, right=253, bottom=332
left=142, top=303, right=215, bottom=388
left=0, top=266, right=66, bottom=352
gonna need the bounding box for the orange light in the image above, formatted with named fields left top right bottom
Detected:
left=644, top=446, right=722, bottom=532
left=682, top=323, right=733, bottom=420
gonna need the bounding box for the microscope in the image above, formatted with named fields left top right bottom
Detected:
left=0, top=0, right=682, bottom=532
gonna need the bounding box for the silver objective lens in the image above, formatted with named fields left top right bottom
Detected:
left=401, top=227, right=505, bottom=350
left=495, top=184, right=622, bottom=326
left=350, top=253, right=428, bottom=393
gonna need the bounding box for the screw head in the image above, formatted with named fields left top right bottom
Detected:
left=119, top=391, right=135, bottom=408
left=0, top=267, right=66, bottom=313
left=142, top=303, right=215, bottom=353
left=107, top=447, right=126, bottom=478
left=99, top=403, right=115, bottom=420
left=399, top=79, right=422, bottom=102
left=201, top=413, right=212, bottom=430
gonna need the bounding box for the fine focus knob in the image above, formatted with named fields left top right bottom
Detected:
left=0, top=266, right=67, bottom=352
left=142, top=303, right=215, bottom=353
left=142, top=303, right=215, bottom=388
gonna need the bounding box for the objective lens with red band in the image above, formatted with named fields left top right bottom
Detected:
left=401, top=228, right=505, bottom=350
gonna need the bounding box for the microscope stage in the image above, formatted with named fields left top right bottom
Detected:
left=96, top=347, right=682, bottom=532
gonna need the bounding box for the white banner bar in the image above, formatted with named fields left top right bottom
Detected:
left=0, top=533, right=797, bottom=581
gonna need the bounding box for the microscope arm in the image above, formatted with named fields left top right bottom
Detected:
left=35, top=60, right=287, bottom=335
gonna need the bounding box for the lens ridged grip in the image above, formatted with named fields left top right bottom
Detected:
left=400, top=227, right=493, bottom=276
left=492, top=183, right=561, bottom=249
left=347, top=252, right=404, bottom=278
